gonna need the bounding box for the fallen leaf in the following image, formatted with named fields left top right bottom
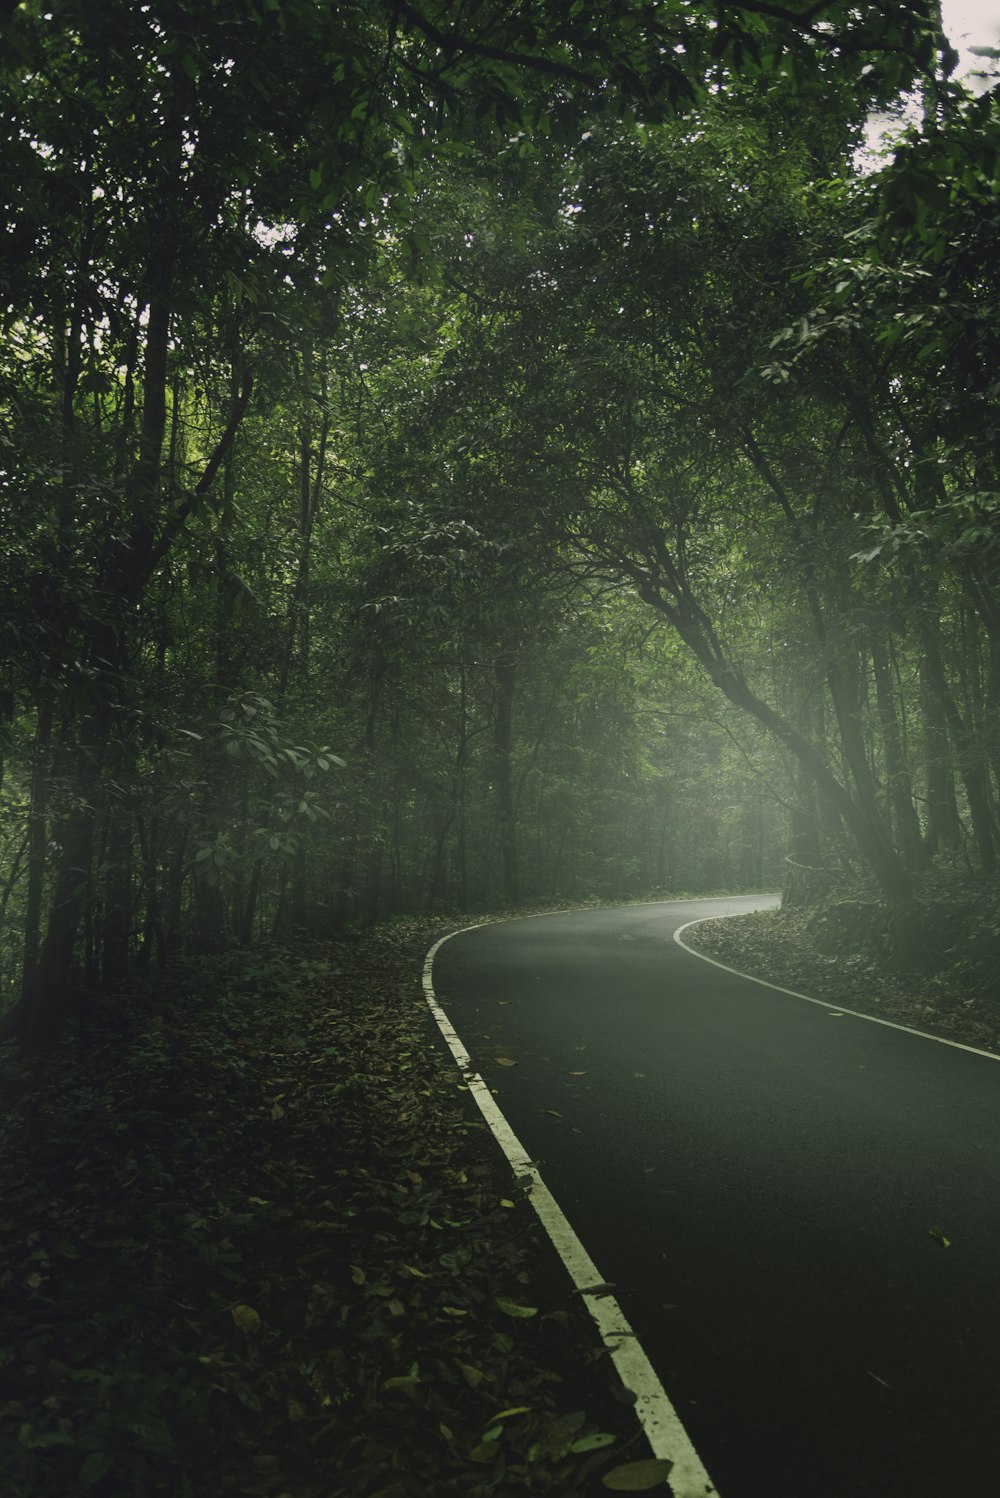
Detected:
left=566, top=1070, right=587, bottom=1076
left=231, top=1304, right=260, bottom=1336
left=542, top=1108, right=562, bottom=1118
left=382, top=1375, right=420, bottom=1397
left=496, top=1057, right=517, bottom=1067
left=867, top=1370, right=892, bottom=1389
left=572, top=1431, right=617, bottom=1452
left=602, top=1458, right=675, bottom=1490
left=494, top=1296, right=538, bottom=1318
left=929, top=1226, right=951, bottom=1248
left=486, top=1405, right=532, bottom=1424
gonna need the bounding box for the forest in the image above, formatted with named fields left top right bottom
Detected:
left=1, top=1, right=999, bottom=1494
left=2, top=0, right=999, bottom=1040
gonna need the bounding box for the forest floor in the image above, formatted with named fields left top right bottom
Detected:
left=684, top=901, right=1000, bottom=1057
left=6, top=894, right=996, bottom=1498
left=0, top=916, right=656, bottom=1498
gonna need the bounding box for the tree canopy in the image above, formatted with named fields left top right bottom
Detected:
left=1, top=0, right=997, bottom=1042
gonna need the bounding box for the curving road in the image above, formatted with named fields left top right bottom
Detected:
left=430, top=897, right=1000, bottom=1498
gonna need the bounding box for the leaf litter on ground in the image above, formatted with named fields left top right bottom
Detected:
left=683, top=902, right=1000, bottom=1055
left=0, top=917, right=649, bottom=1496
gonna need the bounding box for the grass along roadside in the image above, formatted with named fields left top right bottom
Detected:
left=0, top=916, right=656, bottom=1497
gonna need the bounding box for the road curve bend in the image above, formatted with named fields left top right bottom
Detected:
left=428, top=897, right=1000, bottom=1498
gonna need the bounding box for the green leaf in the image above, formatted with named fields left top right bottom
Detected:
left=382, top=1375, right=420, bottom=1397
left=25, top=1430, right=74, bottom=1448
left=572, top=1432, right=617, bottom=1452
left=232, top=1303, right=261, bottom=1334
left=124, top=1414, right=175, bottom=1453
left=602, top=1458, right=675, bottom=1490
left=494, top=1296, right=538, bottom=1318
left=486, top=1405, right=532, bottom=1424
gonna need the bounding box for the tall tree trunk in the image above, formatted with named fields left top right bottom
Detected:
left=918, top=616, right=996, bottom=872
left=635, top=579, right=913, bottom=903
left=455, top=666, right=469, bottom=908
left=101, top=808, right=134, bottom=990
left=21, top=788, right=96, bottom=1047
left=425, top=669, right=471, bottom=911
left=278, top=352, right=329, bottom=708
left=215, top=325, right=241, bottom=692
left=871, top=635, right=925, bottom=868
left=988, top=641, right=1000, bottom=808
left=920, top=654, right=962, bottom=856
left=721, top=432, right=910, bottom=899
left=20, top=697, right=53, bottom=1002
left=164, top=834, right=187, bottom=956
left=239, top=863, right=262, bottom=946
left=135, top=815, right=164, bottom=977
left=784, top=763, right=826, bottom=908
left=493, top=653, right=520, bottom=906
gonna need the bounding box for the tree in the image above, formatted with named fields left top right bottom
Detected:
left=0, top=0, right=979, bottom=1041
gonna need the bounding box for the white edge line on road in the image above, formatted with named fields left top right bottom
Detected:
left=423, top=921, right=719, bottom=1498
left=674, top=916, right=1000, bottom=1063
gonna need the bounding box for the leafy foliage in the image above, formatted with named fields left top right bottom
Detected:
left=0, top=0, right=997, bottom=1076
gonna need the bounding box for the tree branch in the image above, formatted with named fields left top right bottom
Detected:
left=145, top=374, right=254, bottom=582
left=389, top=0, right=597, bottom=87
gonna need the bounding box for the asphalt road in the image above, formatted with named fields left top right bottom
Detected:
left=431, top=897, right=1000, bottom=1498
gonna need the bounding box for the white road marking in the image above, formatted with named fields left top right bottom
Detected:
left=423, top=923, right=720, bottom=1498
left=674, top=916, right=1000, bottom=1062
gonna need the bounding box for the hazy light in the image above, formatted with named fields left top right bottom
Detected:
left=859, top=1, right=1000, bottom=167
left=941, top=0, right=1000, bottom=81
